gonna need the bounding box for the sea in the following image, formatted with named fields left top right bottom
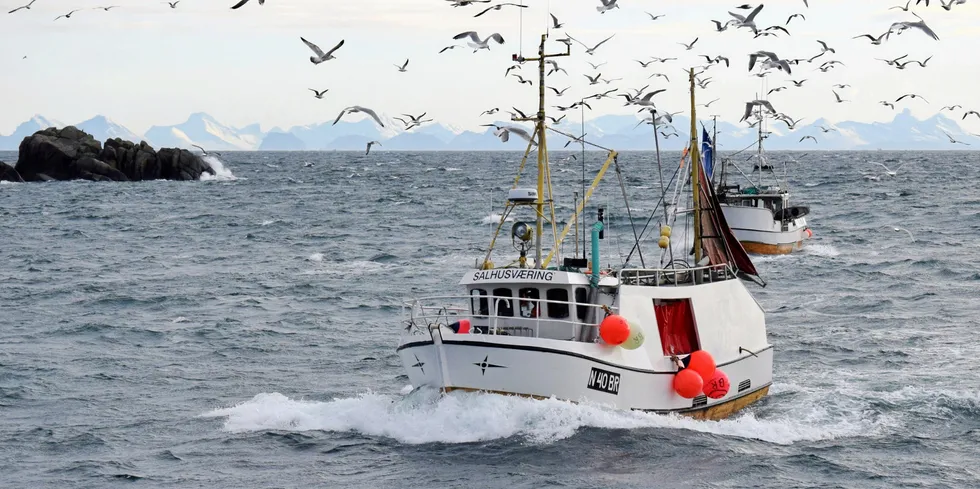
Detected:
left=1, top=149, right=978, bottom=488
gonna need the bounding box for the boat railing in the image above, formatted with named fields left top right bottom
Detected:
left=617, top=263, right=736, bottom=287
left=402, top=295, right=617, bottom=342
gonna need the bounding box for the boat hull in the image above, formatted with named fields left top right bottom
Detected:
left=397, top=329, right=773, bottom=419
left=721, top=204, right=810, bottom=255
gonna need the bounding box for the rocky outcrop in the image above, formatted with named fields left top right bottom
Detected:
left=13, top=126, right=214, bottom=182
left=0, top=161, right=24, bottom=182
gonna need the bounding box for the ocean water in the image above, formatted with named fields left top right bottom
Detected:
left=1, top=149, right=978, bottom=488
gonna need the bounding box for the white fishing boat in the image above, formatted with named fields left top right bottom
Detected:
left=712, top=112, right=813, bottom=255
left=397, top=36, right=773, bottom=420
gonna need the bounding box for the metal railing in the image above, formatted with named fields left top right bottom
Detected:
left=402, top=294, right=617, bottom=341
left=617, top=263, right=736, bottom=287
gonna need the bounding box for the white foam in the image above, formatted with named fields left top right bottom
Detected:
left=260, top=220, right=275, bottom=226
left=481, top=213, right=514, bottom=225
left=308, top=253, right=324, bottom=262
left=200, top=156, right=237, bottom=181
left=200, top=388, right=873, bottom=446
left=805, top=243, right=840, bottom=257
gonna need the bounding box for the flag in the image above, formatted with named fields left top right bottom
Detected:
left=701, top=126, right=714, bottom=180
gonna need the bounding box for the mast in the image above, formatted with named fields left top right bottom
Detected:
left=688, top=68, right=702, bottom=265
left=512, top=34, right=569, bottom=269
left=711, top=115, right=718, bottom=188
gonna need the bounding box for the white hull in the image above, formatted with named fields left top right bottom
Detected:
left=398, top=330, right=772, bottom=413
left=398, top=271, right=773, bottom=415
left=721, top=204, right=810, bottom=254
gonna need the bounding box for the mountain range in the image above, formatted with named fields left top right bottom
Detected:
left=1, top=109, right=978, bottom=152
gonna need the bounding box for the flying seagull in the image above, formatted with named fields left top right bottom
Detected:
left=334, top=106, right=385, bottom=127
left=943, top=131, right=969, bottom=145
left=54, top=9, right=80, bottom=20
left=301, top=37, right=345, bottom=64
left=453, top=31, right=505, bottom=52
left=167, top=1, right=178, bottom=7
left=887, top=13, right=940, bottom=41
left=8, top=0, right=37, bottom=14
left=394, top=59, right=409, bottom=72
left=567, top=34, right=615, bottom=55
left=230, top=0, right=265, bottom=8
left=875, top=162, right=907, bottom=176
left=895, top=93, right=929, bottom=103
left=740, top=100, right=776, bottom=122
left=309, top=88, right=328, bottom=99
left=799, top=135, right=818, bottom=143
left=482, top=124, right=536, bottom=145
left=365, top=141, right=381, bottom=155
left=597, top=0, right=620, bottom=14
left=474, top=2, right=527, bottom=17
left=550, top=13, right=564, bottom=28
left=191, top=144, right=221, bottom=157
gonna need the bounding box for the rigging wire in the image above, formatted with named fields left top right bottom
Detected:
left=518, top=0, right=524, bottom=58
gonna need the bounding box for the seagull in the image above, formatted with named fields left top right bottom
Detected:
left=309, top=88, right=328, bottom=99
left=896, top=93, right=929, bottom=103
left=889, top=1, right=911, bottom=11
left=941, top=105, right=962, bottom=111
left=480, top=108, right=500, bottom=116
left=645, top=12, right=665, bottom=20
left=943, top=131, right=970, bottom=145
left=597, top=0, right=620, bottom=14
left=748, top=51, right=792, bottom=74
left=740, top=100, right=776, bottom=122
left=301, top=37, right=344, bottom=64
left=365, top=141, right=381, bottom=155
left=453, top=31, right=505, bottom=52
left=889, top=226, right=916, bottom=242
left=550, top=13, right=563, bottom=28
left=438, top=45, right=462, bottom=54
left=94, top=5, right=121, bottom=10
left=799, top=135, right=818, bottom=143
left=474, top=2, right=527, bottom=18
left=678, top=38, right=698, bottom=50
left=333, top=106, right=385, bottom=127
left=567, top=34, right=615, bottom=55
left=394, top=59, right=409, bottom=72
left=167, top=1, right=178, bottom=7
left=584, top=73, right=602, bottom=85
left=728, top=4, right=765, bottom=34
left=8, top=0, right=37, bottom=13
left=789, top=79, right=807, bottom=87
left=483, top=124, right=536, bottom=144
left=820, top=126, right=837, bottom=133
left=547, top=115, right=566, bottom=124
left=191, top=144, right=221, bottom=157
left=816, top=40, right=835, bottom=54
left=853, top=32, right=888, bottom=45
left=512, top=74, right=533, bottom=85
left=548, top=86, right=570, bottom=96
left=874, top=162, right=906, bottom=176
left=230, top=0, right=264, bottom=8
left=880, top=100, right=895, bottom=109
left=887, top=13, right=940, bottom=41
left=54, top=9, right=80, bottom=20
left=963, top=110, right=980, bottom=120
left=896, top=56, right=931, bottom=69
left=786, top=13, right=805, bottom=25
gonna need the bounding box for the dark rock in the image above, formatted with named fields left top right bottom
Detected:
left=13, top=127, right=214, bottom=182
left=0, top=161, right=24, bottom=182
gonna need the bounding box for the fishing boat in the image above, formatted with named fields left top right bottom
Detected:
left=397, top=35, right=773, bottom=420
left=711, top=113, right=813, bottom=255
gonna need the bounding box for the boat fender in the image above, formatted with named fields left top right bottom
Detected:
left=619, top=322, right=645, bottom=350
left=599, top=314, right=629, bottom=346
left=686, top=350, right=717, bottom=381
left=703, top=369, right=730, bottom=399
left=673, top=369, right=703, bottom=399
left=447, top=319, right=471, bottom=334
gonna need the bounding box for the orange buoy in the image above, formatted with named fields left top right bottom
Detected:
left=687, top=350, right=716, bottom=381
left=599, top=315, right=630, bottom=346
left=673, top=369, right=703, bottom=399
left=703, top=369, right=730, bottom=399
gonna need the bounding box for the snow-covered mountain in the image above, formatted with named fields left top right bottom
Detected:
left=75, top=116, right=143, bottom=144
left=2, top=109, right=978, bottom=151
left=143, top=113, right=259, bottom=151
left=0, top=115, right=64, bottom=150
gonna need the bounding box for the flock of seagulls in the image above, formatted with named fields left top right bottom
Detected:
left=6, top=0, right=979, bottom=155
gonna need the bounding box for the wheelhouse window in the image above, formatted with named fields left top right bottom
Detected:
left=518, top=287, right=540, bottom=318
left=575, top=287, right=589, bottom=321
left=470, top=289, right=488, bottom=317
left=546, top=288, right=569, bottom=319
left=493, top=288, right=514, bottom=317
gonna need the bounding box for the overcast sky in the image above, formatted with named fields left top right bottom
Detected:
left=1, top=0, right=978, bottom=135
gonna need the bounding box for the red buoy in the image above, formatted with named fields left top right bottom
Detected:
left=457, top=319, right=471, bottom=334
left=703, top=369, right=730, bottom=399
left=687, top=350, right=716, bottom=381
left=599, top=315, right=630, bottom=346
left=673, top=369, right=703, bottom=399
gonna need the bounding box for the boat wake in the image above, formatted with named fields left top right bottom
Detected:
left=200, top=156, right=237, bottom=181
left=200, top=386, right=874, bottom=446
